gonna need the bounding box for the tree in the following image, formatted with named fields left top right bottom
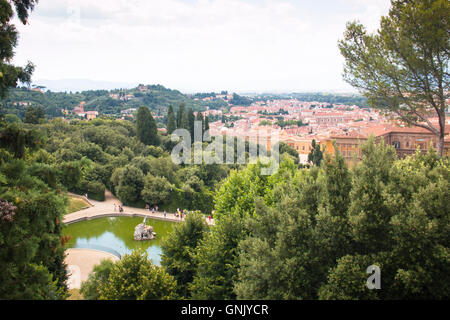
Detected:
left=161, top=212, right=209, bottom=298
left=35, top=105, right=45, bottom=121
left=180, top=107, right=190, bottom=131
left=0, top=146, right=69, bottom=299
left=314, top=149, right=353, bottom=268
left=116, top=165, right=144, bottom=204
left=338, top=0, right=449, bottom=156
left=166, top=104, right=176, bottom=134
left=214, top=162, right=271, bottom=220
left=80, top=259, right=115, bottom=300
left=188, top=108, right=195, bottom=143
left=190, top=162, right=273, bottom=300
left=235, top=187, right=319, bottom=299
left=348, top=137, right=397, bottom=253
left=0, top=122, right=44, bottom=158
left=136, top=106, right=159, bottom=146
left=196, top=111, right=204, bottom=130
left=177, top=103, right=186, bottom=128
left=319, top=142, right=450, bottom=299
left=235, top=162, right=327, bottom=300
left=4, top=114, right=20, bottom=123
left=24, top=106, right=45, bottom=124
left=98, top=250, right=177, bottom=300
left=277, top=142, right=299, bottom=164
left=204, top=115, right=210, bottom=140
left=0, top=0, right=36, bottom=99
left=318, top=254, right=382, bottom=300
left=307, top=139, right=323, bottom=166
left=140, top=174, right=173, bottom=206
left=190, top=214, right=247, bottom=300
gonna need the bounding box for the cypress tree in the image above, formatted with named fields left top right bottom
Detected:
left=167, top=105, right=176, bottom=134
left=180, top=107, right=189, bottom=131
left=196, top=112, right=204, bottom=137
left=188, top=108, right=195, bottom=143
left=204, top=115, right=210, bottom=140
left=136, top=106, right=159, bottom=146
left=177, top=103, right=186, bottom=128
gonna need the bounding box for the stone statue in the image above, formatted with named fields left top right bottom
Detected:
left=134, top=217, right=156, bottom=241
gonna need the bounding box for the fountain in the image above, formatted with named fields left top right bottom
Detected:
left=134, top=217, right=157, bottom=241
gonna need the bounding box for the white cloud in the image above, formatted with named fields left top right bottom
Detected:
left=12, top=0, right=391, bottom=92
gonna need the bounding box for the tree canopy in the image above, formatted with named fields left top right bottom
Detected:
left=339, top=0, right=449, bottom=156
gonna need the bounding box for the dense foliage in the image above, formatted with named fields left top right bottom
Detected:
left=81, top=250, right=177, bottom=300
left=160, top=212, right=209, bottom=298
left=202, top=138, right=449, bottom=300
left=0, top=122, right=69, bottom=299
left=0, top=0, right=36, bottom=99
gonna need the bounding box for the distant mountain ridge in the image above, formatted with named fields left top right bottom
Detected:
left=33, top=79, right=139, bottom=93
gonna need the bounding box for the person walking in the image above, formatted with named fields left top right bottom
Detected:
left=114, top=203, right=117, bottom=212
left=164, top=210, right=166, bottom=218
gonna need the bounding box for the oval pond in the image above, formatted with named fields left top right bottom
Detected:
left=63, top=216, right=176, bottom=265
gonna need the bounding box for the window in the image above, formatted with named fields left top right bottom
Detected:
left=393, top=141, right=400, bottom=149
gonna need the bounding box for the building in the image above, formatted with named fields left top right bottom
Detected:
left=121, top=108, right=137, bottom=115
left=371, top=125, right=450, bottom=158
left=73, top=102, right=85, bottom=115
left=138, top=85, right=148, bottom=92
left=324, top=131, right=367, bottom=166
left=323, top=124, right=450, bottom=166
left=85, top=111, right=99, bottom=120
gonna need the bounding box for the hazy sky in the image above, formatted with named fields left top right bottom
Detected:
left=13, top=0, right=391, bottom=93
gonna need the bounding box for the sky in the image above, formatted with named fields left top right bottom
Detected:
left=13, top=0, right=391, bottom=93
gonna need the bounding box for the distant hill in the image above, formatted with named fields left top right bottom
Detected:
left=0, top=84, right=368, bottom=121
left=248, top=92, right=368, bottom=107
left=0, top=84, right=228, bottom=120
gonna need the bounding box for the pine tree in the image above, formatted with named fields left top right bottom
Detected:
left=339, top=0, right=449, bottom=156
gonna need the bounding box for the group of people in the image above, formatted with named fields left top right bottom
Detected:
left=113, top=202, right=212, bottom=222
left=144, top=204, right=167, bottom=217
left=145, top=204, right=159, bottom=213
left=114, top=203, right=124, bottom=213
left=175, top=208, right=189, bottom=219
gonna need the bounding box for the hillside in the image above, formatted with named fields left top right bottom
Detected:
left=0, top=84, right=228, bottom=119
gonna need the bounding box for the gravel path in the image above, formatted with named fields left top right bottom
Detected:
left=64, top=190, right=214, bottom=226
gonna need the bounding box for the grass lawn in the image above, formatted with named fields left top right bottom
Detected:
left=66, top=197, right=91, bottom=214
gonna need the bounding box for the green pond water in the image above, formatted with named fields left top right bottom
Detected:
left=63, top=217, right=176, bottom=265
